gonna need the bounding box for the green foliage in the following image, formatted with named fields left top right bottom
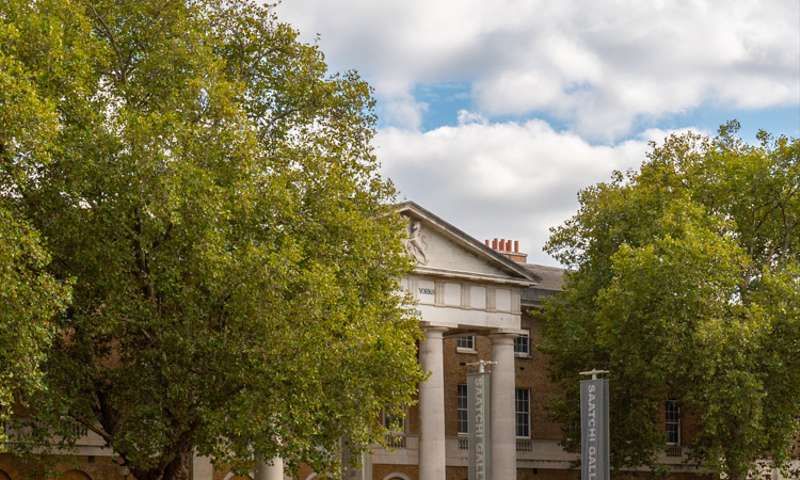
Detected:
left=0, top=0, right=75, bottom=445
left=540, top=122, right=800, bottom=479
left=1, top=1, right=423, bottom=478
left=0, top=206, right=71, bottom=443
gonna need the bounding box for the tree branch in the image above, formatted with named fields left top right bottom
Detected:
left=86, top=3, right=130, bottom=83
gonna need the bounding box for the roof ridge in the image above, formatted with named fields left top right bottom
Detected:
left=524, top=263, right=565, bottom=271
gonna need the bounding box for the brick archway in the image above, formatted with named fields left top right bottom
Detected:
left=382, top=474, right=412, bottom=480
left=62, top=471, right=92, bottom=480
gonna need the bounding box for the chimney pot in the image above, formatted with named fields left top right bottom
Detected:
left=514, top=240, right=519, bottom=253
left=492, top=238, right=498, bottom=249
left=505, top=239, right=512, bottom=251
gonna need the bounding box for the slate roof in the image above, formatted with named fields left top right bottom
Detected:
left=523, top=264, right=565, bottom=291
left=521, top=263, right=566, bottom=305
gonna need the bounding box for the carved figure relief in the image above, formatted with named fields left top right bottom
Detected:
left=404, top=220, right=428, bottom=265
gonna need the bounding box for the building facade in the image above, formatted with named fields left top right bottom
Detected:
left=0, top=202, right=791, bottom=480
left=352, top=202, right=703, bottom=480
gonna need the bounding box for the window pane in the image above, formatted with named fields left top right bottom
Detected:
left=457, top=335, right=475, bottom=350
left=665, top=400, right=680, bottom=445
left=457, top=384, right=469, bottom=434
left=515, top=388, right=530, bottom=438
left=384, top=412, right=404, bottom=432
left=514, top=332, right=530, bottom=354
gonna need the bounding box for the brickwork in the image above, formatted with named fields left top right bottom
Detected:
left=518, top=467, right=579, bottom=480
left=372, top=463, right=417, bottom=479
left=444, top=465, right=467, bottom=480
left=368, top=465, right=712, bottom=480
left=519, top=311, right=563, bottom=441
left=292, top=464, right=315, bottom=480
left=614, top=472, right=713, bottom=480
left=442, top=334, right=493, bottom=437
left=0, top=454, right=259, bottom=480
left=0, top=454, right=125, bottom=480
left=432, top=312, right=566, bottom=442
left=405, top=391, right=420, bottom=436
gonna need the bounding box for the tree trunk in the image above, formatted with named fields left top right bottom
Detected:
left=725, top=468, right=746, bottom=480
left=162, top=440, right=193, bottom=480
left=129, top=438, right=193, bottom=480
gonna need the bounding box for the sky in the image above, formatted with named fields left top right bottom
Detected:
left=276, top=0, right=800, bottom=266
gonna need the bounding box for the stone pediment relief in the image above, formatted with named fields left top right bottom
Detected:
left=413, top=223, right=507, bottom=276
left=404, top=220, right=428, bottom=265
left=398, top=202, right=536, bottom=285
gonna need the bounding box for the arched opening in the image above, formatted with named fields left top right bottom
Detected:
left=62, top=471, right=92, bottom=480
left=0, top=469, right=10, bottom=480
left=382, top=474, right=411, bottom=480
left=222, top=473, right=252, bottom=480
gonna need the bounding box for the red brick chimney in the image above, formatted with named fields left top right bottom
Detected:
left=485, top=237, right=528, bottom=263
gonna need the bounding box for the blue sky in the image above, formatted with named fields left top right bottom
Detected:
left=278, top=0, right=800, bottom=265
left=406, top=82, right=800, bottom=143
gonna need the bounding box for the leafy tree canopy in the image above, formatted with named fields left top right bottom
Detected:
left=0, top=206, right=71, bottom=442
left=0, top=1, right=73, bottom=442
left=0, top=1, right=423, bottom=479
left=541, top=122, right=800, bottom=480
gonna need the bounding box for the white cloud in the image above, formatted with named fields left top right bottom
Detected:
left=277, top=0, right=799, bottom=139
left=456, top=109, right=487, bottom=125
left=275, top=0, right=794, bottom=264
left=378, top=92, right=428, bottom=131
left=376, top=118, right=694, bottom=265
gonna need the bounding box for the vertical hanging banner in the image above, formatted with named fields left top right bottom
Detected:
left=467, top=371, right=492, bottom=480
left=580, top=379, right=610, bottom=480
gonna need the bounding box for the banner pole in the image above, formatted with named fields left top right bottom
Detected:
left=579, top=369, right=610, bottom=480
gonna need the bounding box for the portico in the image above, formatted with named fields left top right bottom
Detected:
left=397, top=202, right=537, bottom=480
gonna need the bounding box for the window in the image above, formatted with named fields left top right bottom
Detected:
left=456, top=335, right=475, bottom=351
left=514, top=330, right=530, bottom=356
left=457, top=384, right=469, bottom=434
left=515, top=388, right=531, bottom=438
left=665, top=400, right=680, bottom=445
left=383, top=411, right=405, bottom=433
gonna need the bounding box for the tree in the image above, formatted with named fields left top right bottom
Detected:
left=0, top=2, right=73, bottom=443
left=540, top=122, right=800, bottom=480
left=0, top=1, right=423, bottom=479
left=0, top=206, right=71, bottom=443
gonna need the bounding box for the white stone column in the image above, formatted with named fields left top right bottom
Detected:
left=419, top=326, right=447, bottom=480
left=490, top=333, right=517, bottom=480
left=254, top=458, right=284, bottom=480
left=191, top=453, right=213, bottom=480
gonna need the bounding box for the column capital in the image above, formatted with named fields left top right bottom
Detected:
left=488, top=331, right=517, bottom=345
left=420, top=323, right=450, bottom=335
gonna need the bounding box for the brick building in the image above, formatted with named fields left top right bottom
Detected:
left=345, top=202, right=705, bottom=480
left=0, top=202, right=791, bottom=480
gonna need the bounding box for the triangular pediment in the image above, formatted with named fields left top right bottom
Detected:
left=397, top=202, right=536, bottom=285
